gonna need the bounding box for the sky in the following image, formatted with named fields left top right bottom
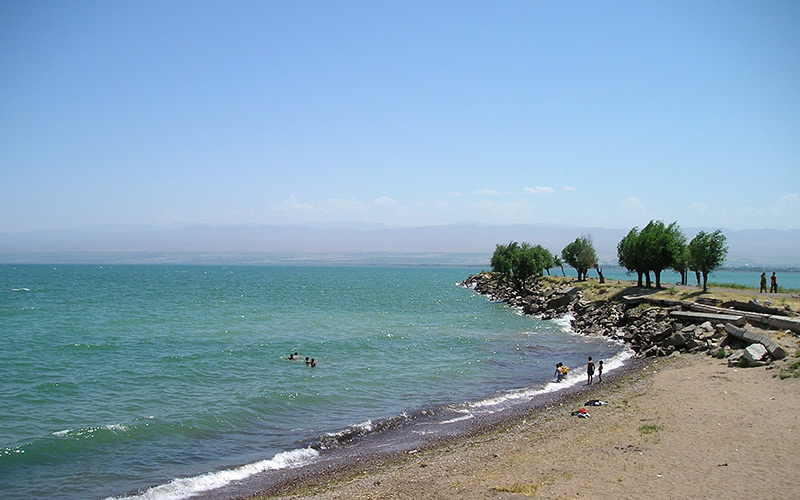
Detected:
left=2, top=1, right=799, bottom=234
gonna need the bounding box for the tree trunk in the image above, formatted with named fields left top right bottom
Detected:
left=637, top=271, right=644, bottom=288
left=702, top=271, right=709, bottom=292
left=654, top=270, right=662, bottom=289
left=644, top=271, right=652, bottom=288
left=695, top=270, right=701, bottom=287
left=595, top=265, right=605, bottom=284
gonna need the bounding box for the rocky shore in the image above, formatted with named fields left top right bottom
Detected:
left=460, top=272, right=800, bottom=367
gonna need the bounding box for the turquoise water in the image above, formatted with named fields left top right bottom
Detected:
left=0, top=265, right=626, bottom=500
left=586, top=267, right=800, bottom=291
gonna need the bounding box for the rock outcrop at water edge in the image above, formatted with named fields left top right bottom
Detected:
left=461, top=272, right=797, bottom=368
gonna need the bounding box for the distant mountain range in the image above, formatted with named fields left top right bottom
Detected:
left=1, top=223, right=797, bottom=268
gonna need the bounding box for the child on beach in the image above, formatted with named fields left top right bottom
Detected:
left=587, top=357, right=595, bottom=385
left=555, top=363, right=570, bottom=382
left=597, top=360, right=603, bottom=383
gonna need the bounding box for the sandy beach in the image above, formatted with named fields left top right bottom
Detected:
left=260, top=350, right=800, bottom=500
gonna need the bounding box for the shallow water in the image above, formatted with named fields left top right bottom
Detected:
left=0, top=265, right=627, bottom=500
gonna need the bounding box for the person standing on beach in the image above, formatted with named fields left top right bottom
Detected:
left=760, top=273, right=767, bottom=293
left=770, top=272, right=778, bottom=293
left=587, top=357, right=595, bottom=385
left=597, top=360, right=603, bottom=383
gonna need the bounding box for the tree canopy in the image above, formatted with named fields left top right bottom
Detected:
left=687, top=230, right=728, bottom=292
left=561, top=236, right=598, bottom=281
left=617, top=221, right=726, bottom=290
left=617, top=227, right=649, bottom=287
left=491, top=241, right=555, bottom=290
left=617, top=220, right=687, bottom=288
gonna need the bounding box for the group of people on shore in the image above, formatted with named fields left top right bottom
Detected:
left=759, top=272, right=779, bottom=293
left=555, top=357, right=603, bottom=385
left=288, top=352, right=317, bottom=367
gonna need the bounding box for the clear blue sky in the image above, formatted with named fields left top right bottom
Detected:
left=2, top=1, right=799, bottom=234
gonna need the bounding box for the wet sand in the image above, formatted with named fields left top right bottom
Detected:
left=249, top=352, right=800, bottom=500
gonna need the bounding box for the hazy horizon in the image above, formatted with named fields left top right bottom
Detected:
left=2, top=222, right=797, bottom=268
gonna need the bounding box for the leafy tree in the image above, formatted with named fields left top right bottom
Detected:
left=491, top=241, right=551, bottom=290
left=511, top=242, right=538, bottom=289
left=617, top=227, right=650, bottom=287
left=639, top=220, right=686, bottom=288
left=531, top=245, right=555, bottom=276
left=490, top=241, right=516, bottom=278
left=561, top=236, right=598, bottom=281
left=671, top=244, right=691, bottom=286
left=553, top=255, right=566, bottom=277
left=688, top=230, right=728, bottom=292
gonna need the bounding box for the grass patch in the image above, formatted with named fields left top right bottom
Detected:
left=777, top=358, right=800, bottom=380
left=707, top=281, right=754, bottom=291
left=492, top=476, right=556, bottom=496
left=638, top=424, right=662, bottom=435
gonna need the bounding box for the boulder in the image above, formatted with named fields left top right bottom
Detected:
left=743, top=343, right=769, bottom=365
left=727, top=349, right=745, bottom=367
left=663, top=332, right=690, bottom=348
left=723, top=324, right=786, bottom=360
left=546, top=293, right=573, bottom=311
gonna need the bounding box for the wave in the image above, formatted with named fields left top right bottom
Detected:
left=467, top=347, right=633, bottom=411
left=106, top=448, right=319, bottom=500
left=2, top=421, right=138, bottom=463
left=317, top=411, right=412, bottom=450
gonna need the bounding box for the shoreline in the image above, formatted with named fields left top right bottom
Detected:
left=245, top=352, right=800, bottom=500
left=221, top=355, right=647, bottom=500
left=220, top=275, right=800, bottom=500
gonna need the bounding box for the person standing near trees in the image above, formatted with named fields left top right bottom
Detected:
left=760, top=273, right=767, bottom=293
left=770, top=272, right=778, bottom=293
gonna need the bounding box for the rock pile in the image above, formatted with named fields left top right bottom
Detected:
left=461, top=272, right=789, bottom=367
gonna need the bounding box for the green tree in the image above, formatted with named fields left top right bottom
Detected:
left=617, top=227, right=650, bottom=287
left=531, top=245, right=555, bottom=276
left=639, top=220, right=686, bottom=288
left=561, top=236, right=598, bottom=281
left=672, top=244, right=691, bottom=286
left=491, top=241, right=551, bottom=290
left=553, top=255, right=566, bottom=277
left=490, top=241, right=517, bottom=280
left=687, top=230, right=728, bottom=292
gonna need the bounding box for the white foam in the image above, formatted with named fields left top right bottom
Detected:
left=548, top=312, right=575, bottom=333
left=52, top=423, right=130, bottom=438
left=440, top=414, right=474, bottom=424
left=106, top=448, right=320, bottom=500
left=467, top=347, right=634, bottom=411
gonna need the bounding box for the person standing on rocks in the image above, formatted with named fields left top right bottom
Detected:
left=587, top=357, right=595, bottom=385
left=760, top=273, right=767, bottom=293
